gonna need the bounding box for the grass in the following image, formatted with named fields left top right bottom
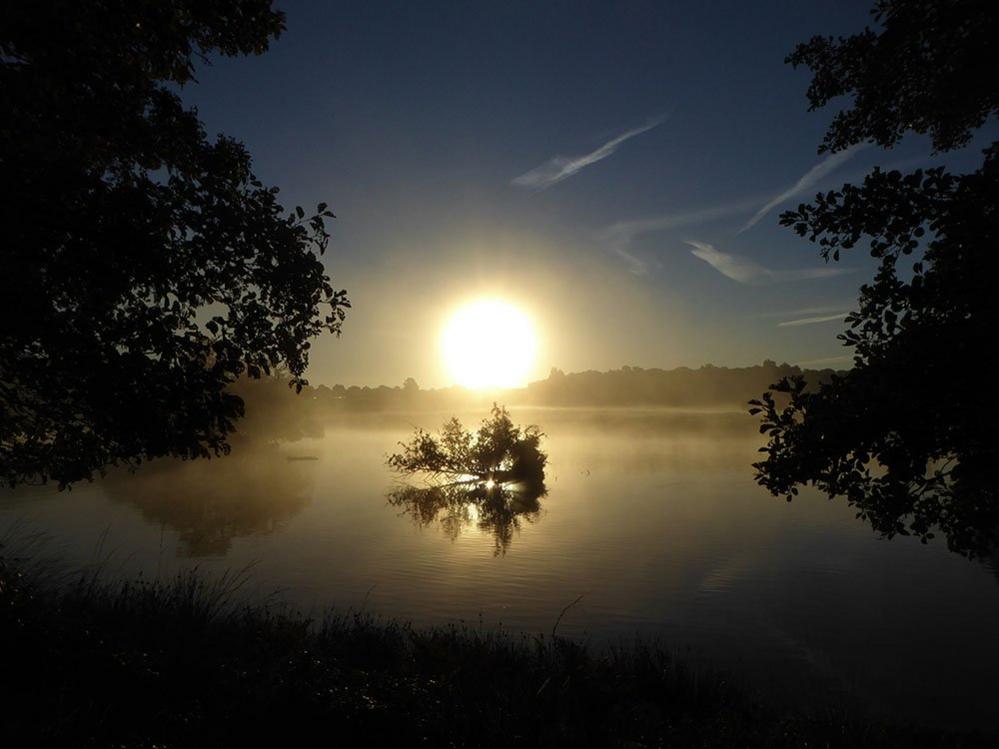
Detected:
left=0, top=553, right=994, bottom=748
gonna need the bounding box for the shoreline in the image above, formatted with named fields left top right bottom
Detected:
left=1, top=558, right=992, bottom=747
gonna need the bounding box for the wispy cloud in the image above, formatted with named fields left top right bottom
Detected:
left=602, top=198, right=761, bottom=245
left=599, top=142, right=880, bottom=274
left=738, top=143, right=867, bottom=233
left=600, top=197, right=762, bottom=275
left=685, top=240, right=853, bottom=285
left=512, top=116, right=667, bottom=190
left=777, top=312, right=849, bottom=327
left=612, top=245, right=652, bottom=275
left=758, top=304, right=854, bottom=319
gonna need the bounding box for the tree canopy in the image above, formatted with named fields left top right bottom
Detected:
left=0, top=1, right=348, bottom=487
left=388, top=405, right=547, bottom=487
left=752, top=0, right=999, bottom=556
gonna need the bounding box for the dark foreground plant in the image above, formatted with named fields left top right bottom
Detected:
left=752, top=0, right=999, bottom=557
left=1, top=1, right=349, bottom=489
left=1, top=557, right=990, bottom=748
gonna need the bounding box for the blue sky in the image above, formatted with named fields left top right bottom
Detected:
left=181, top=0, right=993, bottom=387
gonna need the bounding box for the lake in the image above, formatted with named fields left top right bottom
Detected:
left=2, top=407, right=997, bottom=729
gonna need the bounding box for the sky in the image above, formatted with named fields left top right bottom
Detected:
left=180, top=0, right=993, bottom=388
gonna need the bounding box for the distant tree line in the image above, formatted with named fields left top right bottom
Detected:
left=232, top=362, right=836, bottom=431
left=523, top=362, right=833, bottom=408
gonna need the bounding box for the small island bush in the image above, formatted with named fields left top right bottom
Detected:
left=387, top=405, right=546, bottom=487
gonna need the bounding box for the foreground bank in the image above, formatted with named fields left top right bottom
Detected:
left=0, top=559, right=990, bottom=747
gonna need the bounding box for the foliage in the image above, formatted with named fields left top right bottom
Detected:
left=386, top=406, right=548, bottom=553
left=387, top=405, right=547, bottom=485
left=0, top=1, right=348, bottom=488
left=788, top=0, right=998, bottom=154
left=753, top=0, right=999, bottom=556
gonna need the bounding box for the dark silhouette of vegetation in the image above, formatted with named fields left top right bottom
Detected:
left=1, top=559, right=993, bottom=747
left=303, top=362, right=837, bottom=415
left=386, top=406, right=547, bottom=553
left=525, top=361, right=836, bottom=409
left=387, top=405, right=546, bottom=486
left=0, top=1, right=348, bottom=489
left=753, top=0, right=999, bottom=557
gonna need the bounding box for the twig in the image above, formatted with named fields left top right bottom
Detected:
left=361, top=583, right=376, bottom=611
left=551, top=594, right=584, bottom=640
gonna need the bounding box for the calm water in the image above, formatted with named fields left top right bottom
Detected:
left=3, top=407, right=997, bottom=728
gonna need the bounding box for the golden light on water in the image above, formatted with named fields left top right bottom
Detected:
left=441, top=298, right=539, bottom=389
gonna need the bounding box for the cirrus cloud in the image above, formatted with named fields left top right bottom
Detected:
left=512, top=116, right=667, bottom=191
left=685, top=240, right=854, bottom=285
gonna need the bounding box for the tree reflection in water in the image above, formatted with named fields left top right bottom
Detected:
left=104, top=444, right=315, bottom=557
left=387, top=478, right=546, bottom=555
left=386, top=407, right=549, bottom=554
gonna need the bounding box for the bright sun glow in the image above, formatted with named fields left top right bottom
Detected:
left=441, top=298, right=539, bottom=389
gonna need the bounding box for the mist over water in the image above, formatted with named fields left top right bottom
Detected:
left=3, top=407, right=997, bottom=729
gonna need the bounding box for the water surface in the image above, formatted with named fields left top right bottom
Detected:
left=3, top=408, right=997, bottom=728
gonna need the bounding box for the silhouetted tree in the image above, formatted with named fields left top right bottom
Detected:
left=752, top=0, right=999, bottom=556
left=386, top=406, right=547, bottom=553
left=0, top=2, right=348, bottom=487
left=387, top=405, right=546, bottom=485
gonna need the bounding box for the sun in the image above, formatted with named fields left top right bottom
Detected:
left=441, top=298, right=539, bottom=389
